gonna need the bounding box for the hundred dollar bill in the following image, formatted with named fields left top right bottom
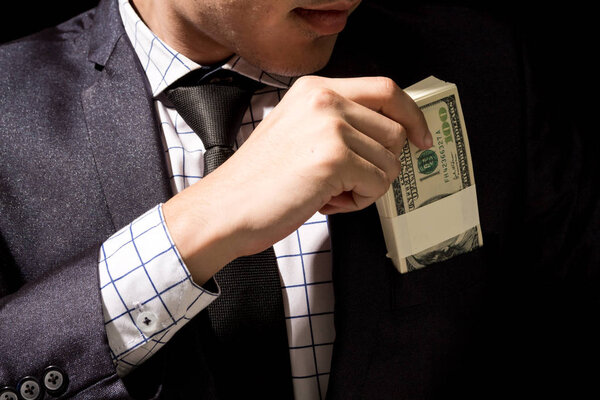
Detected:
left=375, top=76, right=483, bottom=273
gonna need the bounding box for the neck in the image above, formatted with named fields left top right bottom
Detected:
left=130, top=0, right=234, bottom=65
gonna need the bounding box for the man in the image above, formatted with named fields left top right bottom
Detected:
left=1, top=0, right=598, bottom=399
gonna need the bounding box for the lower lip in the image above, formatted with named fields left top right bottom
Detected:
left=294, top=8, right=349, bottom=35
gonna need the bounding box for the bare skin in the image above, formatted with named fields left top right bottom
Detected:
left=131, top=0, right=363, bottom=75
left=131, top=0, right=433, bottom=284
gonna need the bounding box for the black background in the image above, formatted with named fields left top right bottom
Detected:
left=1, top=1, right=100, bottom=44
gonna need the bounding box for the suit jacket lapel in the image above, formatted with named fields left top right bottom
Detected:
left=81, top=0, right=171, bottom=231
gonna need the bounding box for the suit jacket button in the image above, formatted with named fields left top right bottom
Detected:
left=16, top=377, right=43, bottom=400
left=42, top=366, right=68, bottom=397
left=0, top=386, right=19, bottom=400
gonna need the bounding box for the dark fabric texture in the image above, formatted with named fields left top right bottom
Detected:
left=165, top=68, right=293, bottom=399
left=0, top=0, right=597, bottom=399
left=0, top=0, right=169, bottom=398
left=165, top=68, right=262, bottom=173
left=320, top=3, right=599, bottom=399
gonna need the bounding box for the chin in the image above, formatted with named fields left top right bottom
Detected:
left=264, top=55, right=332, bottom=77
left=243, top=35, right=338, bottom=78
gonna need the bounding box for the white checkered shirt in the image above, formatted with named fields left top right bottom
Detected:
left=99, top=2, right=336, bottom=398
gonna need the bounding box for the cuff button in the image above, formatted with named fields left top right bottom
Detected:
left=16, top=377, right=43, bottom=400
left=42, top=366, right=68, bottom=397
left=137, top=311, right=158, bottom=334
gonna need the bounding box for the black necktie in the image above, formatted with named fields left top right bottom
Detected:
left=165, top=68, right=293, bottom=398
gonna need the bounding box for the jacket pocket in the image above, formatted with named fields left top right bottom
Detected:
left=390, top=233, right=498, bottom=309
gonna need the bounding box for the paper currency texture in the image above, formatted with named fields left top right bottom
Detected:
left=376, top=76, right=483, bottom=273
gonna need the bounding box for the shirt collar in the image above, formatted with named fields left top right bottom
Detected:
left=118, top=0, right=295, bottom=97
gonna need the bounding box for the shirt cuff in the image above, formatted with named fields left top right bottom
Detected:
left=98, top=204, right=219, bottom=375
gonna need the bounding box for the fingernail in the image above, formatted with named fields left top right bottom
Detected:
left=423, top=130, right=433, bottom=148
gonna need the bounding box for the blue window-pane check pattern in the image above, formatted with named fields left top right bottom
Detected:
left=99, top=2, right=336, bottom=398
left=100, top=205, right=219, bottom=376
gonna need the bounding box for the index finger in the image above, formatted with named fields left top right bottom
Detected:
left=301, top=76, right=433, bottom=149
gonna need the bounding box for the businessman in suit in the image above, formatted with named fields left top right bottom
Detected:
left=1, top=0, right=598, bottom=399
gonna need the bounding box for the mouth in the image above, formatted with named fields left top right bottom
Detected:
left=293, top=1, right=359, bottom=36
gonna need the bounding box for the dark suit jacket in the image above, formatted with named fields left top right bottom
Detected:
left=1, top=0, right=598, bottom=398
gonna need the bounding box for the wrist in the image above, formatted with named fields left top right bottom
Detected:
left=161, top=176, right=245, bottom=285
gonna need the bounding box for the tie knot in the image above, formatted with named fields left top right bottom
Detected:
left=169, top=67, right=263, bottom=92
left=165, top=68, right=262, bottom=151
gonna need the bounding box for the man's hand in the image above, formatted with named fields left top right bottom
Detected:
left=162, top=76, right=432, bottom=284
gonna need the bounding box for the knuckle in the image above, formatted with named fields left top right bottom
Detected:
left=374, top=76, right=400, bottom=98
left=293, top=75, right=321, bottom=91
left=307, top=86, right=341, bottom=110
left=323, top=115, right=348, bottom=134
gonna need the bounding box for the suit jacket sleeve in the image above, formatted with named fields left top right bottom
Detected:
left=0, top=242, right=126, bottom=398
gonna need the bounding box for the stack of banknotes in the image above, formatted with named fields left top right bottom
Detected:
left=375, top=76, right=483, bottom=273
